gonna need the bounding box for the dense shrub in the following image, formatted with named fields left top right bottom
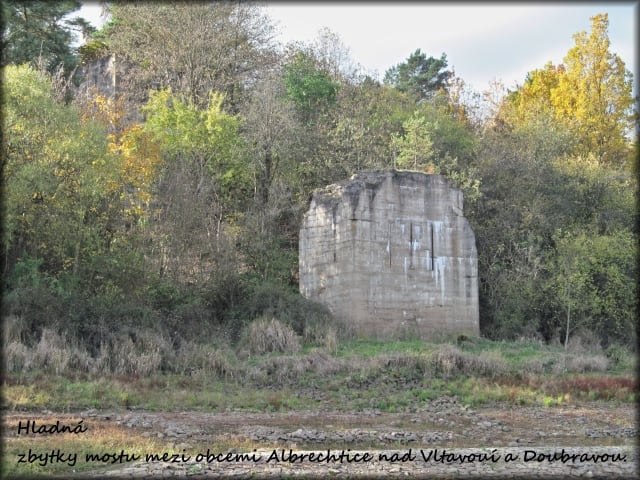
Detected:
left=244, top=316, right=301, bottom=355
left=429, top=344, right=507, bottom=378
left=225, top=281, right=341, bottom=344
left=3, top=285, right=66, bottom=344
left=553, top=354, right=609, bottom=374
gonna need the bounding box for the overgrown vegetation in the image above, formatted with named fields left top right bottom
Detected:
left=1, top=4, right=637, bottom=374
left=4, top=328, right=636, bottom=412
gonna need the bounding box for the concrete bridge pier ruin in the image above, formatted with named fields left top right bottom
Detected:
left=299, top=170, right=479, bottom=340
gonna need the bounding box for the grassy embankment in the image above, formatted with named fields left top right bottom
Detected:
left=2, top=329, right=636, bottom=478
left=4, top=333, right=636, bottom=412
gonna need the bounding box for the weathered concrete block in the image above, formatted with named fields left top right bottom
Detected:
left=299, top=170, right=479, bottom=339
left=79, top=55, right=116, bottom=99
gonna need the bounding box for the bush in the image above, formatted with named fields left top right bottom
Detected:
left=174, top=342, right=237, bottom=379
left=605, top=343, right=635, bottom=370
left=566, top=329, right=604, bottom=354
left=1, top=314, right=241, bottom=377
left=248, top=349, right=345, bottom=385
left=303, top=323, right=340, bottom=352
left=2, top=315, right=26, bottom=344
left=553, top=354, right=609, bottom=374
left=32, top=328, right=72, bottom=374
left=4, top=341, right=30, bottom=372
left=3, top=285, right=66, bottom=343
left=429, top=344, right=507, bottom=378
left=227, top=281, right=340, bottom=346
left=244, top=316, right=301, bottom=355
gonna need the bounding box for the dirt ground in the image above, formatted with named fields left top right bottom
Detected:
left=4, top=399, right=637, bottom=478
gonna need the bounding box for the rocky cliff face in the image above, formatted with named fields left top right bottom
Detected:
left=299, top=170, right=479, bottom=339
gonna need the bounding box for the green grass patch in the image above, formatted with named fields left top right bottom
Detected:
left=335, top=338, right=428, bottom=358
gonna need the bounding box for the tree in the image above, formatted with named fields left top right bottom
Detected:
left=552, top=14, right=634, bottom=164
left=141, top=88, right=245, bottom=282
left=390, top=102, right=481, bottom=207
left=283, top=50, right=339, bottom=123
left=325, top=78, right=413, bottom=181
left=502, top=14, right=634, bottom=164
left=416, top=92, right=477, bottom=165
left=309, top=27, right=360, bottom=83
left=100, top=1, right=276, bottom=112
left=471, top=117, right=574, bottom=339
left=391, top=111, right=435, bottom=170
left=78, top=90, right=164, bottom=222
left=503, top=62, right=565, bottom=126
left=1, top=0, right=92, bottom=74
left=237, top=72, right=316, bottom=285
left=551, top=230, right=636, bottom=347
left=384, top=49, right=451, bottom=102
left=239, top=74, right=301, bottom=213
left=2, top=64, right=121, bottom=280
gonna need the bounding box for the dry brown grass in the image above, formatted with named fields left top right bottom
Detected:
left=553, top=353, right=609, bottom=373
left=428, top=344, right=508, bottom=378
left=175, top=341, right=237, bottom=379
left=2, top=318, right=236, bottom=379
left=566, top=329, right=604, bottom=354
left=303, top=323, right=340, bottom=353
left=248, top=349, right=346, bottom=384
left=246, top=316, right=301, bottom=355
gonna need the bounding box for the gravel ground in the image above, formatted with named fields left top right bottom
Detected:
left=90, top=445, right=637, bottom=479
left=6, top=399, right=637, bottom=479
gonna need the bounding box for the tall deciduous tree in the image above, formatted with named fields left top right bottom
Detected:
left=235, top=74, right=304, bottom=284
left=326, top=78, right=413, bottom=180
left=551, top=14, right=634, bottom=164
left=503, top=62, right=565, bottom=125
left=2, top=64, right=120, bottom=279
left=503, top=14, right=634, bottom=165
left=309, top=27, right=360, bottom=83
left=99, top=1, right=276, bottom=112
left=550, top=229, right=636, bottom=347
left=78, top=90, right=163, bottom=222
left=142, top=89, right=245, bottom=282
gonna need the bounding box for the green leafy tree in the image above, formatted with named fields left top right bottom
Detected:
left=472, top=119, right=574, bottom=339
left=384, top=49, right=451, bottom=102
left=415, top=92, right=477, bottom=165
left=142, top=88, right=245, bottom=282
left=283, top=50, right=339, bottom=123
left=550, top=230, right=636, bottom=346
left=391, top=111, right=435, bottom=170
left=1, top=0, right=92, bottom=74
left=2, top=64, right=129, bottom=285
left=549, top=153, right=637, bottom=235
left=390, top=103, right=480, bottom=206
left=325, top=78, right=413, bottom=181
